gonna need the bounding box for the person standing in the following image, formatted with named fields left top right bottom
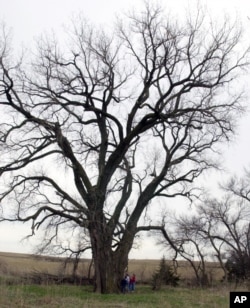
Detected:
left=129, top=273, right=136, bottom=291
left=120, top=276, right=127, bottom=294
left=125, top=273, right=130, bottom=292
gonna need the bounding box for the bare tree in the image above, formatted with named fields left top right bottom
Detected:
left=0, top=3, right=249, bottom=293
left=224, top=169, right=250, bottom=205
left=157, top=213, right=212, bottom=286
left=196, top=201, right=229, bottom=281
left=159, top=194, right=250, bottom=285
left=201, top=196, right=250, bottom=282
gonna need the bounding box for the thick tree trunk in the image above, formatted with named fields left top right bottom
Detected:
left=89, top=219, right=130, bottom=293
left=92, top=247, right=129, bottom=293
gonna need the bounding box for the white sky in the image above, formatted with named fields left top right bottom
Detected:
left=0, top=0, right=250, bottom=259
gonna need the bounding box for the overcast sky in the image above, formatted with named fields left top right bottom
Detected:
left=0, top=0, right=250, bottom=259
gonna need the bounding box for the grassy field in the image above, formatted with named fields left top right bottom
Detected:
left=0, top=282, right=235, bottom=307
left=0, top=251, right=246, bottom=307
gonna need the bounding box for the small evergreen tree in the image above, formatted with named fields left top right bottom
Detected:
left=151, top=256, right=179, bottom=290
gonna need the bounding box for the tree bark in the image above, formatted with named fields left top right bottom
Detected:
left=89, top=217, right=130, bottom=293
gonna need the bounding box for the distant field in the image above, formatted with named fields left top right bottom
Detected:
left=0, top=251, right=224, bottom=284
left=0, top=251, right=91, bottom=281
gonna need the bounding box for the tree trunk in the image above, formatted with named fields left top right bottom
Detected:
left=92, top=248, right=129, bottom=293
left=89, top=220, right=130, bottom=293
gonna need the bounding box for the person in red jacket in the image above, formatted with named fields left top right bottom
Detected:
left=129, top=273, right=136, bottom=291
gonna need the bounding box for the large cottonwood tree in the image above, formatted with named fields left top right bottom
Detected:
left=0, top=4, right=249, bottom=293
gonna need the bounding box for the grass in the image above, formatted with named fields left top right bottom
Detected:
left=0, top=283, right=233, bottom=308
left=0, top=252, right=241, bottom=307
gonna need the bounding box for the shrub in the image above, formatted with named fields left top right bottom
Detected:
left=151, top=256, right=179, bottom=290
left=225, top=251, right=250, bottom=283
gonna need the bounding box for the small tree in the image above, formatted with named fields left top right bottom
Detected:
left=152, top=256, right=179, bottom=290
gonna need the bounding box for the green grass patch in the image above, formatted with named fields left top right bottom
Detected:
left=0, top=283, right=232, bottom=307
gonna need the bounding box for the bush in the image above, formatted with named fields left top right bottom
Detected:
left=225, top=251, right=250, bottom=283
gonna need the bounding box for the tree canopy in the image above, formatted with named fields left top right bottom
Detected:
left=0, top=3, right=249, bottom=293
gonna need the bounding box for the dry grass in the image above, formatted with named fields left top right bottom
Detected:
left=128, top=258, right=224, bottom=284
left=0, top=251, right=89, bottom=277
left=0, top=251, right=224, bottom=285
